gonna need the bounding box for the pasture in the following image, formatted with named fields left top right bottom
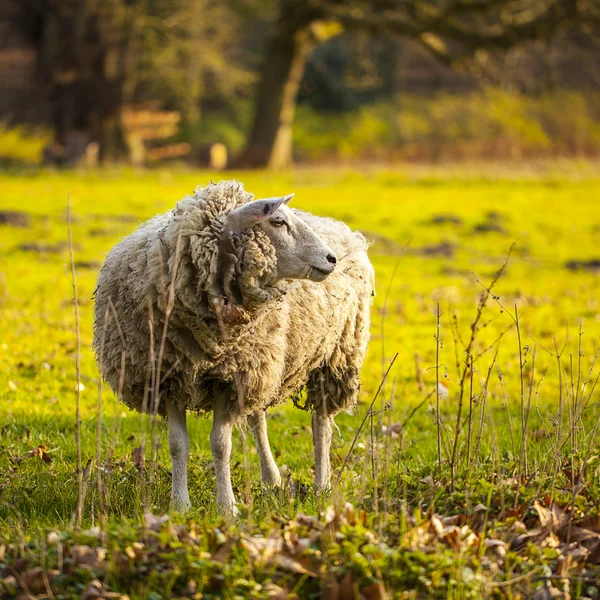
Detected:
left=1, top=165, right=600, bottom=598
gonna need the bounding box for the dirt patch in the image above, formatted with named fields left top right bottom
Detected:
left=429, top=213, right=463, bottom=226
left=473, top=211, right=508, bottom=235
left=0, top=211, right=31, bottom=227
left=90, top=213, right=139, bottom=223
left=74, top=260, right=101, bottom=269
left=413, top=241, right=456, bottom=258
left=88, top=227, right=116, bottom=237
left=565, top=259, right=600, bottom=273
left=18, top=242, right=81, bottom=254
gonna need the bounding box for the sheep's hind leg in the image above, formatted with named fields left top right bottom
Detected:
left=167, top=401, right=191, bottom=512
left=312, top=409, right=334, bottom=490
left=248, top=411, right=281, bottom=486
left=210, top=396, right=237, bottom=516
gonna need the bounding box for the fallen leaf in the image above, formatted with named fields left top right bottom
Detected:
left=211, top=538, right=235, bottom=563
left=20, top=567, right=60, bottom=594
left=273, top=552, right=320, bottom=577
left=325, top=572, right=354, bottom=600
left=144, top=512, right=169, bottom=532
left=33, top=445, right=52, bottom=464
left=70, top=545, right=107, bottom=570
left=484, top=538, right=507, bottom=559
left=265, top=583, right=295, bottom=599
left=81, top=579, right=104, bottom=600
left=361, top=582, right=386, bottom=600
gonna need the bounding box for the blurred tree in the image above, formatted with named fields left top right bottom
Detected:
left=24, top=0, right=138, bottom=164
left=19, top=0, right=252, bottom=164
left=236, top=0, right=591, bottom=169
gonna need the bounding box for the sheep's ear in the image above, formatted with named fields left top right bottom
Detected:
left=226, top=195, right=292, bottom=233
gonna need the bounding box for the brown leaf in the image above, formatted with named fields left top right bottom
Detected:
left=557, top=524, right=600, bottom=548
left=212, top=538, right=235, bottom=563
left=265, top=583, right=295, bottom=600
left=111, top=551, right=132, bottom=576
left=509, top=528, right=546, bottom=551
left=430, top=515, right=444, bottom=538
left=70, top=545, right=107, bottom=570
left=10, top=445, right=53, bottom=465
left=242, top=535, right=282, bottom=561
left=533, top=584, right=563, bottom=599
left=563, top=542, right=590, bottom=563
left=20, top=567, right=60, bottom=594
left=33, top=445, right=52, bottom=464
left=361, top=582, right=386, bottom=600
left=144, top=512, right=169, bottom=532
left=586, top=539, right=600, bottom=564
left=273, top=552, right=320, bottom=577
left=81, top=579, right=104, bottom=600
left=484, top=538, right=507, bottom=560
left=325, top=572, right=355, bottom=600
left=242, top=535, right=320, bottom=577
left=441, top=514, right=466, bottom=527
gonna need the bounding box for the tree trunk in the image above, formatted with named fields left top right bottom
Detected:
left=235, top=23, right=314, bottom=169
left=33, top=0, right=133, bottom=165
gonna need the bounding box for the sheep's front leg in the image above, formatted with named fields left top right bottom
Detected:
left=248, top=411, right=281, bottom=486
left=167, top=401, right=191, bottom=512
left=210, top=397, right=236, bottom=516
left=312, top=410, right=334, bottom=490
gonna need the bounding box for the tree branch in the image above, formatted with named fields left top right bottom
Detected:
left=322, top=0, right=583, bottom=52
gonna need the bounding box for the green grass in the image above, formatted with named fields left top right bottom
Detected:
left=1, top=164, right=600, bottom=598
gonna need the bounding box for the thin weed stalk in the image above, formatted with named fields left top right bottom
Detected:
left=466, top=354, right=474, bottom=466
left=450, top=246, right=513, bottom=485
left=550, top=337, right=565, bottom=504
left=67, top=193, right=83, bottom=528
left=96, top=307, right=110, bottom=532
left=475, top=355, right=497, bottom=462
left=435, top=303, right=442, bottom=472
left=498, top=366, right=515, bottom=458
left=515, top=305, right=527, bottom=477
left=336, top=353, right=398, bottom=487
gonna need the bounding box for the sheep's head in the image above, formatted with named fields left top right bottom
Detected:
left=213, top=194, right=337, bottom=308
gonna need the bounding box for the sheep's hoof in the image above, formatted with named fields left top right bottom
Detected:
left=314, top=482, right=332, bottom=496
left=262, top=471, right=282, bottom=487
left=217, top=502, right=240, bottom=520
left=171, top=496, right=192, bottom=513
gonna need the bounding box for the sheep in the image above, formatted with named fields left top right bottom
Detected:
left=93, top=180, right=374, bottom=514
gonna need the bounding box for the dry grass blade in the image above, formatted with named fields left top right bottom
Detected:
left=67, top=193, right=83, bottom=529
left=335, top=353, right=398, bottom=487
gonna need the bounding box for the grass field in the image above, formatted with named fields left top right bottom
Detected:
left=1, top=164, right=600, bottom=598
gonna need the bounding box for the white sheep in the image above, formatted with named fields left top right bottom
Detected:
left=93, top=180, right=373, bottom=514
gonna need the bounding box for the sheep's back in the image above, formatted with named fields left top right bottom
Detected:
left=93, top=213, right=176, bottom=413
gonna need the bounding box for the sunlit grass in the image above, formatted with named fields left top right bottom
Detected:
left=1, top=165, right=600, bottom=597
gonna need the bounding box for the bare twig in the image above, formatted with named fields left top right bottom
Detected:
left=336, top=354, right=398, bottom=487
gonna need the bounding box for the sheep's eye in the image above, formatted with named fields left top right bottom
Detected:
left=270, top=218, right=286, bottom=228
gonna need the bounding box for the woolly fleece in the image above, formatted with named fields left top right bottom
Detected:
left=93, top=180, right=373, bottom=419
